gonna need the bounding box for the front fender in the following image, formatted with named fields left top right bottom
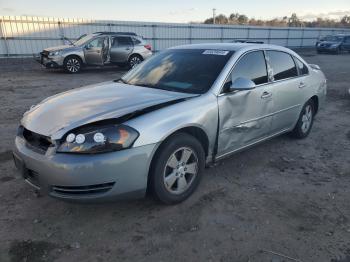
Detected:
left=125, top=93, right=219, bottom=156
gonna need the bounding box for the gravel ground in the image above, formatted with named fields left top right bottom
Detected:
left=0, top=51, right=349, bottom=262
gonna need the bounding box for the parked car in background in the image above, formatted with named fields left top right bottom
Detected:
left=15, top=43, right=327, bottom=204
left=316, top=34, right=350, bottom=54
left=36, top=32, right=153, bottom=73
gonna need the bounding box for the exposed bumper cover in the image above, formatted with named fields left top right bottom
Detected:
left=13, top=136, right=158, bottom=202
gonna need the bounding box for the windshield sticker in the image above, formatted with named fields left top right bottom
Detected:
left=202, top=50, right=229, bottom=56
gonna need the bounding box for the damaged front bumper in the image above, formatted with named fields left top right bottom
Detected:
left=13, top=135, right=158, bottom=202
left=34, top=52, right=64, bottom=68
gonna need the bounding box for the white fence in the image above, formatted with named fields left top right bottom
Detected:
left=1, top=16, right=350, bottom=57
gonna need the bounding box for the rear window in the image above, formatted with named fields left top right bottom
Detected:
left=122, top=49, right=234, bottom=94
left=266, top=51, right=298, bottom=81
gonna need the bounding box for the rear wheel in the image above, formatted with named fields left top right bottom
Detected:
left=291, top=100, right=314, bottom=139
left=128, top=54, right=143, bottom=69
left=150, top=133, right=205, bottom=204
left=64, top=56, right=82, bottom=73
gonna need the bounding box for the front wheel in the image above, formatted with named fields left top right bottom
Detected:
left=150, top=133, right=205, bottom=204
left=64, top=56, right=82, bottom=73
left=291, top=100, right=314, bottom=139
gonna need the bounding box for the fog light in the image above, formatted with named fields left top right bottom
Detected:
left=93, top=132, right=105, bottom=143
left=66, top=133, right=76, bottom=143
left=75, top=134, right=85, bottom=144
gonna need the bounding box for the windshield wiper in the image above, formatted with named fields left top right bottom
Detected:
left=114, top=78, right=128, bottom=84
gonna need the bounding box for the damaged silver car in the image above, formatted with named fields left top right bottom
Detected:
left=36, top=32, right=152, bottom=73
left=14, top=43, right=327, bottom=204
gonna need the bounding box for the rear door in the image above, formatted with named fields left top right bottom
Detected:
left=110, top=36, right=134, bottom=63
left=265, top=51, right=303, bottom=133
left=217, top=50, right=274, bottom=157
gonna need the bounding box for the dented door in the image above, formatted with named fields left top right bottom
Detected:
left=216, top=87, right=274, bottom=157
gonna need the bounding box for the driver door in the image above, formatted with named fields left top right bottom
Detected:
left=217, top=51, right=274, bottom=158
left=84, top=37, right=107, bottom=65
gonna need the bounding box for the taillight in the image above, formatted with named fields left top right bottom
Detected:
left=144, top=44, right=152, bottom=51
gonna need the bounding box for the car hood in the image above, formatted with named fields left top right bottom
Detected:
left=21, top=81, right=197, bottom=139
left=44, top=45, right=76, bottom=52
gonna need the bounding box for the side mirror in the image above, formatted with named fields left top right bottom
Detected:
left=229, top=77, right=256, bottom=92
left=85, top=44, right=92, bottom=50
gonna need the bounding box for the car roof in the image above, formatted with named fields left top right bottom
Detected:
left=93, top=32, right=139, bottom=36
left=170, top=43, right=293, bottom=53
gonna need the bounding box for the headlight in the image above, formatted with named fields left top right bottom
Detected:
left=49, top=51, right=61, bottom=56
left=57, top=124, right=139, bottom=154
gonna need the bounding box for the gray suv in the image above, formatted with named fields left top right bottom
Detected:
left=37, top=32, right=153, bottom=73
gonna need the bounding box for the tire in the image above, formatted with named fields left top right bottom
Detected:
left=128, top=54, right=143, bottom=69
left=291, top=100, right=315, bottom=139
left=150, top=133, right=205, bottom=204
left=63, top=56, right=82, bottom=73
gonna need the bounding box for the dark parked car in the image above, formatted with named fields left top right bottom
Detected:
left=316, top=34, right=350, bottom=54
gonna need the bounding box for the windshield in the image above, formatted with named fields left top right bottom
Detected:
left=74, top=34, right=96, bottom=46
left=321, top=35, right=344, bottom=42
left=121, top=49, right=233, bottom=94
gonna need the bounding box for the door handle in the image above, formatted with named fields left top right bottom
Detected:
left=125, top=47, right=131, bottom=50
left=261, top=91, right=272, bottom=99
left=299, top=82, right=306, bottom=88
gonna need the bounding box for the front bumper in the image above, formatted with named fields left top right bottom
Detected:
left=316, top=46, right=339, bottom=53
left=34, top=53, right=64, bottom=68
left=13, top=136, right=158, bottom=202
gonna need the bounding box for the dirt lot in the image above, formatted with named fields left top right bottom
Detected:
left=0, top=51, right=349, bottom=262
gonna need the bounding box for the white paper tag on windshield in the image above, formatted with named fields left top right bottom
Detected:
left=202, top=50, right=229, bottom=56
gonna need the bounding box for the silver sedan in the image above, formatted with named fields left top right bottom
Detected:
left=13, top=43, right=327, bottom=204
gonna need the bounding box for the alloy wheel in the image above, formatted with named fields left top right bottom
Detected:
left=301, top=105, right=313, bottom=133
left=163, top=147, right=199, bottom=195
left=66, top=58, right=80, bottom=73
left=129, top=56, right=142, bottom=68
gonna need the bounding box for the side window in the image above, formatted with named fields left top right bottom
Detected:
left=230, top=51, right=268, bottom=85
left=345, top=37, right=350, bottom=43
left=132, top=37, right=142, bottom=45
left=113, top=36, right=133, bottom=47
left=87, top=37, right=105, bottom=48
left=294, top=57, right=309, bottom=76
left=266, top=51, right=298, bottom=81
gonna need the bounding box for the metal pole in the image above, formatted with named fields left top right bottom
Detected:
left=0, top=17, right=10, bottom=57
left=267, top=28, right=271, bottom=44
left=152, top=24, right=156, bottom=52
left=213, top=8, right=216, bottom=24
left=189, top=25, right=192, bottom=44
left=300, top=28, right=305, bottom=48
left=58, top=20, right=65, bottom=44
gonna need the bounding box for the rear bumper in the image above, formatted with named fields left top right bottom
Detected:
left=13, top=136, right=158, bottom=202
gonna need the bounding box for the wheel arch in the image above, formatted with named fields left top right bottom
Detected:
left=310, top=95, right=319, bottom=115
left=63, top=54, right=84, bottom=65
left=146, top=126, right=210, bottom=193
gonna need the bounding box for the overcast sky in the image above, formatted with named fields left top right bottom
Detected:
left=0, top=0, right=349, bottom=23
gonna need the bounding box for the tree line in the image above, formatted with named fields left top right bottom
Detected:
left=203, top=13, right=350, bottom=28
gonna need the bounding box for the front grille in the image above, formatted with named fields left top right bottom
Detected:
left=51, top=182, right=115, bottom=196
left=22, top=128, right=53, bottom=153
